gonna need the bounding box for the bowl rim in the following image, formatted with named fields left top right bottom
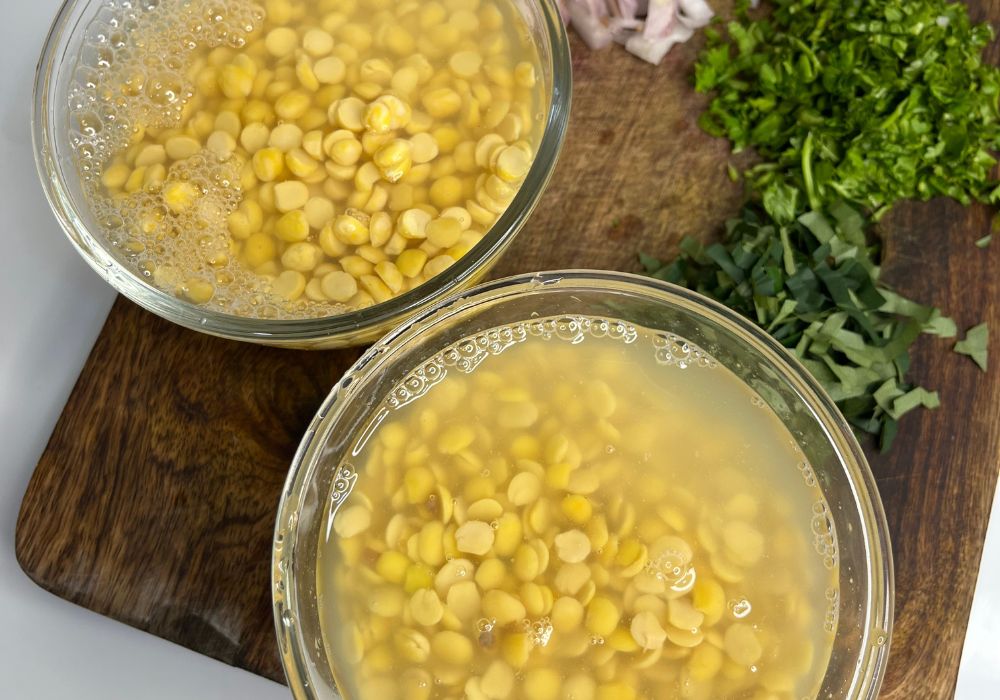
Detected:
left=272, top=269, right=894, bottom=699
left=31, top=0, right=573, bottom=344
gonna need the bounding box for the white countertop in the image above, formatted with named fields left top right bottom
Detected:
left=0, top=2, right=996, bottom=697
left=0, top=2, right=283, bottom=697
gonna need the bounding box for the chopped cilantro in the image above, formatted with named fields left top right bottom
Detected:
left=694, top=0, right=1000, bottom=218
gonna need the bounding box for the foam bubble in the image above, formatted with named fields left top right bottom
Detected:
left=67, top=0, right=344, bottom=319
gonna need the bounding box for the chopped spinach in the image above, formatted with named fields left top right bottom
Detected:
left=641, top=202, right=954, bottom=451
left=954, top=323, right=990, bottom=371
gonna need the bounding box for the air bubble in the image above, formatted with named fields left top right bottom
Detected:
left=476, top=618, right=494, bottom=633
left=528, top=617, right=553, bottom=647
left=730, top=598, right=752, bottom=618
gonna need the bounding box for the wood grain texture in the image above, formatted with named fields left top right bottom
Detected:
left=15, top=8, right=1000, bottom=697
left=873, top=197, right=1000, bottom=699
left=16, top=298, right=363, bottom=680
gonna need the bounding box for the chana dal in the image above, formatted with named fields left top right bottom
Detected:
left=318, top=318, right=839, bottom=700
left=71, top=0, right=543, bottom=317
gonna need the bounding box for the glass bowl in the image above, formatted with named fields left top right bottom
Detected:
left=32, top=0, right=572, bottom=348
left=272, top=270, right=893, bottom=698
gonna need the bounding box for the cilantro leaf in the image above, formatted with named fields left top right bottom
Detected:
left=693, top=0, right=1000, bottom=230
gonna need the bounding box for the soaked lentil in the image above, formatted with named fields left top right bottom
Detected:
left=70, top=0, right=543, bottom=318
left=317, top=317, right=839, bottom=699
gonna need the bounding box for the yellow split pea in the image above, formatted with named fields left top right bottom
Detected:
left=82, top=0, right=544, bottom=317
left=317, top=322, right=839, bottom=699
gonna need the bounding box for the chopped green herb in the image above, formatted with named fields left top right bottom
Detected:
left=641, top=0, right=997, bottom=451
left=976, top=234, right=993, bottom=248
left=890, top=388, right=941, bottom=419
left=640, top=201, right=952, bottom=451
left=695, top=0, right=1000, bottom=221
left=920, top=310, right=958, bottom=339
left=954, top=323, right=989, bottom=371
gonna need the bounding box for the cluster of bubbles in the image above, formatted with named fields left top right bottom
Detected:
left=71, top=0, right=262, bottom=176
left=521, top=616, right=553, bottom=648
left=95, top=152, right=246, bottom=302
left=823, top=586, right=839, bottom=634
left=473, top=615, right=553, bottom=657
left=652, top=332, right=719, bottom=370
left=389, top=317, right=723, bottom=417
left=69, top=0, right=345, bottom=318
left=796, top=459, right=818, bottom=488
left=645, top=550, right=697, bottom=594
left=811, top=500, right=839, bottom=571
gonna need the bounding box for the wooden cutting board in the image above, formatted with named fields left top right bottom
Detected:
left=16, top=9, right=1000, bottom=696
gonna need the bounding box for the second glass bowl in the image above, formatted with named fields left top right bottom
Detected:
left=272, top=270, right=893, bottom=698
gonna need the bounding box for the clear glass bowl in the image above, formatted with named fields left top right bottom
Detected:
left=272, top=270, right=893, bottom=699
left=32, top=0, right=572, bottom=348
